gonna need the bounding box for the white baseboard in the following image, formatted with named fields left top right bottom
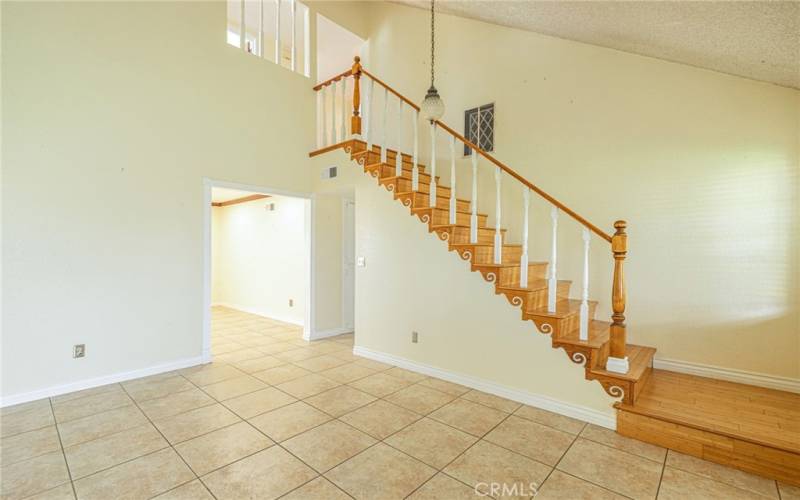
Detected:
left=213, top=303, right=303, bottom=327
left=654, top=357, right=800, bottom=394
left=0, top=355, right=206, bottom=408
left=353, top=345, right=616, bottom=430
left=305, top=327, right=354, bottom=341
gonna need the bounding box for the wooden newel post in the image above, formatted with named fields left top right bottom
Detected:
left=351, top=56, right=362, bottom=137
left=607, top=220, right=629, bottom=374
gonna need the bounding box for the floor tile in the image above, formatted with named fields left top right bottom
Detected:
left=0, top=425, right=61, bottom=466
left=73, top=448, right=194, bottom=500
left=274, top=347, right=321, bottom=362
left=407, top=473, right=477, bottom=499
left=231, top=355, right=285, bottom=373
left=429, top=398, right=507, bottom=436
left=666, top=450, right=778, bottom=498
left=1, top=402, right=55, bottom=438
left=305, top=385, right=376, bottom=417
left=214, top=348, right=267, bottom=364
left=557, top=438, right=662, bottom=500
left=339, top=400, right=421, bottom=440
left=122, top=375, right=194, bottom=402
left=212, top=342, right=245, bottom=356
left=580, top=424, right=667, bottom=463
left=222, top=387, right=297, bottom=418
left=282, top=420, right=376, bottom=472
left=251, top=364, right=311, bottom=385
left=535, top=469, right=627, bottom=499
left=64, top=423, right=167, bottom=479
left=0, top=451, right=70, bottom=499
left=353, top=358, right=393, bottom=371
left=327, top=443, right=436, bottom=500
left=383, top=367, right=428, bottom=383
left=418, top=377, right=470, bottom=396
left=443, top=440, right=551, bottom=498
left=248, top=401, right=331, bottom=442
left=460, top=390, right=521, bottom=413
left=385, top=384, right=455, bottom=414
left=281, top=477, right=351, bottom=500
left=51, top=383, right=122, bottom=404
left=348, top=372, right=414, bottom=397
left=153, top=480, right=214, bottom=499
left=138, top=388, right=215, bottom=421
left=201, top=446, right=317, bottom=500
left=779, top=483, right=800, bottom=500
left=318, top=363, right=376, bottom=383
left=514, top=405, right=586, bottom=435
left=182, top=364, right=245, bottom=386
left=277, top=373, right=341, bottom=399
left=385, top=418, right=477, bottom=469
left=293, top=354, right=351, bottom=372
left=256, top=342, right=298, bottom=355
left=57, top=404, right=148, bottom=448
left=153, top=403, right=241, bottom=444
left=175, top=421, right=272, bottom=476
left=658, top=467, right=771, bottom=500
left=201, top=375, right=267, bottom=401
left=484, top=415, right=575, bottom=466
left=52, top=390, right=133, bottom=423
left=1, top=399, right=50, bottom=417
left=24, top=482, right=76, bottom=500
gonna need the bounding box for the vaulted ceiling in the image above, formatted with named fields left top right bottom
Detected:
left=395, top=1, right=800, bottom=89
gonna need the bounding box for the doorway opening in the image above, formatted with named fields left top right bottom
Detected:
left=202, top=179, right=313, bottom=362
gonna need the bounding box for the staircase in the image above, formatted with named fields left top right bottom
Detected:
left=309, top=57, right=800, bottom=487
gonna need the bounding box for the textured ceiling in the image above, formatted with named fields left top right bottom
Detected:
left=395, top=1, right=800, bottom=89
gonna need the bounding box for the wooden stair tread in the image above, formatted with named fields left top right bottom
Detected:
left=450, top=243, right=522, bottom=249
left=616, top=369, right=800, bottom=454
left=395, top=191, right=470, bottom=204
left=474, top=261, right=547, bottom=270
left=431, top=224, right=507, bottom=232
left=411, top=207, right=488, bottom=217
left=526, top=298, right=597, bottom=318
left=555, top=320, right=610, bottom=348
left=496, top=279, right=570, bottom=293
left=590, top=344, right=655, bottom=381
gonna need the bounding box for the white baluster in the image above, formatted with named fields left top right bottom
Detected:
left=316, top=89, right=323, bottom=148
left=329, top=81, right=337, bottom=145
left=520, top=188, right=530, bottom=288
left=366, top=78, right=374, bottom=154
left=548, top=207, right=559, bottom=312
left=341, top=77, right=347, bottom=140
left=579, top=228, right=591, bottom=341
left=470, top=150, right=478, bottom=243
left=429, top=122, right=437, bottom=207
left=290, top=0, right=296, bottom=71
left=259, top=0, right=264, bottom=56
left=493, top=167, right=503, bottom=264
left=274, top=0, right=280, bottom=63
left=395, top=100, right=403, bottom=177
left=449, top=135, right=456, bottom=224
left=381, top=87, right=388, bottom=163
left=412, top=109, right=419, bottom=191
left=240, top=0, right=246, bottom=51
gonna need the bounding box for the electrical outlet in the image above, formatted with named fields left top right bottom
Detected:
left=289, top=299, right=294, bottom=307
left=411, top=331, right=418, bottom=343
left=73, top=344, right=86, bottom=358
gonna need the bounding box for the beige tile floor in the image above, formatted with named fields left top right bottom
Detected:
left=2, top=306, right=798, bottom=500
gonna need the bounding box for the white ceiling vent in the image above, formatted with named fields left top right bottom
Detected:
left=321, top=166, right=338, bottom=180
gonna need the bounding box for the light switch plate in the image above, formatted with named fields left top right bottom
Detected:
left=357, top=257, right=366, bottom=267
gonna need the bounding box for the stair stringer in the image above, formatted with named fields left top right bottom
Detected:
left=348, top=158, right=617, bottom=423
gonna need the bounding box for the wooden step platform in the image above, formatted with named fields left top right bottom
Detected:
left=616, top=369, right=800, bottom=486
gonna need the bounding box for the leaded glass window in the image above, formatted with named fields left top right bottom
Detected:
left=464, top=103, right=494, bottom=156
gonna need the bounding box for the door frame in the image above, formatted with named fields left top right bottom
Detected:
left=202, top=178, right=315, bottom=362
left=341, top=197, right=355, bottom=332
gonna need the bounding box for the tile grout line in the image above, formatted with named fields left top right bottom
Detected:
left=48, top=397, right=79, bottom=500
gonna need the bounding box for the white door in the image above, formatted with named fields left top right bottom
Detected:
left=342, top=199, right=355, bottom=330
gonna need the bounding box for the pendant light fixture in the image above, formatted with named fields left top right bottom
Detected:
left=420, top=0, right=445, bottom=122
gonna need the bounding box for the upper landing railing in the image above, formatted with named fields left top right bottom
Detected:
left=311, top=57, right=630, bottom=374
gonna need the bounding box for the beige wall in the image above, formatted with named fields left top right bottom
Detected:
left=355, top=2, right=800, bottom=380
left=0, top=1, right=368, bottom=401
left=212, top=195, right=308, bottom=325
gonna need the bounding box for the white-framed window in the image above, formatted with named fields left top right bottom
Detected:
left=227, top=0, right=310, bottom=78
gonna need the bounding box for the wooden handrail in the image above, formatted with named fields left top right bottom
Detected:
left=312, top=63, right=613, bottom=243
left=313, top=69, right=353, bottom=91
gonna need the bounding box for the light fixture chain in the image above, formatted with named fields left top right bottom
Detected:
left=430, top=0, right=435, bottom=88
